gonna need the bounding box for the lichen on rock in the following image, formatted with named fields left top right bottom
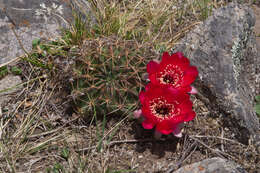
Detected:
left=172, top=2, right=260, bottom=146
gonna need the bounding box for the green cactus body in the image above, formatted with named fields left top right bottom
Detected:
left=72, top=38, right=152, bottom=117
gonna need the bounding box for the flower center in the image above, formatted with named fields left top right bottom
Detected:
left=155, top=105, right=170, bottom=116
left=150, top=97, right=177, bottom=119
left=159, top=64, right=183, bottom=87
left=163, top=74, right=174, bottom=84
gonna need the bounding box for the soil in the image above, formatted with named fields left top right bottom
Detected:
left=7, top=49, right=259, bottom=173
left=18, top=88, right=259, bottom=173
left=1, top=2, right=260, bottom=173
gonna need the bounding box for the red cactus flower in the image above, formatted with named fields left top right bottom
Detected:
left=147, top=52, right=198, bottom=93
left=139, top=84, right=195, bottom=135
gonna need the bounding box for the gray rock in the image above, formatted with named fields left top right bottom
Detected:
left=172, top=3, right=260, bottom=145
left=252, top=5, right=260, bottom=47
left=0, top=75, right=22, bottom=106
left=0, top=0, right=73, bottom=64
left=173, top=157, right=247, bottom=173
left=69, top=0, right=96, bottom=24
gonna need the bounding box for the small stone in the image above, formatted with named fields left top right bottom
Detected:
left=138, top=155, right=143, bottom=159
left=256, top=145, right=260, bottom=154
left=0, top=75, right=22, bottom=106
left=173, top=157, right=247, bottom=173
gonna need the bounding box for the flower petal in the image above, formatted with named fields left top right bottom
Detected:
left=133, top=109, right=142, bottom=119
left=147, top=61, right=160, bottom=74
left=167, top=90, right=189, bottom=103
left=149, top=73, right=159, bottom=85
left=188, top=86, right=198, bottom=94
left=179, top=100, right=193, bottom=114
left=161, top=52, right=171, bottom=64
left=183, top=111, right=196, bottom=122
left=156, top=120, right=174, bottom=135
left=139, top=91, right=146, bottom=104
left=182, top=66, right=198, bottom=86
left=175, top=56, right=190, bottom=70
left=178, top=85, right=192, bottom=93
left=166, top=87, right=179, bottom=96
left=174, top=52, right=184, bottom=58
left=142, top=119, right=155, bottom=129
left=145, top=83, right=152, bottom=91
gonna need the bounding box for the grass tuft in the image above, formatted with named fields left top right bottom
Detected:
left=2, top=0, right=257, bottom=172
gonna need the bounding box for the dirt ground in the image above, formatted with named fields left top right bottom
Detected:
left=7, top=42, right=259, bottom=173
left=1, top=2, right=260, bottom=173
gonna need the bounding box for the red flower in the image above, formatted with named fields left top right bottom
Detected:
left=147, top=52, right=198, bottom=93
left=139, top=84, right=195, bottom=135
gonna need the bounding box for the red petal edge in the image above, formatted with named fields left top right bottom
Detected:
left=161, top=52, right=171, bottom=64
left=182, top=66, right=198, bottom=86
left=156, top=121, right=175, bottom=135
left=139, top=91, right=146, bottom=104
left=142, top=119, right=155, bottom=129
left=147, top=61, right=160, bottom=74
left=183, top=111, right=196, bottom=122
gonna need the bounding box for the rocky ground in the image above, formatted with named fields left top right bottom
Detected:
left=0, top=0, right=259, bottom=173
left=253, top=4, right=260, bottom=47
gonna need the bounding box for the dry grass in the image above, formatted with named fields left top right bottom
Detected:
left=0, top=0, right=259, bottom=172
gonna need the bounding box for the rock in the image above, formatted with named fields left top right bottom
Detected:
left=172, top=3, right=260, bottom=146
left=173, top=157, right=247, bottom=173
left=0, top=75, right=22, bottom=106
left=69, top=0, right=96, bottom=24
left=0, top=0, right=73, bottom=64
left=252, top=5, right=260, bottom=47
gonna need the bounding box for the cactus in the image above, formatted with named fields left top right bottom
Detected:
left=71, top=37, right=155, bottom=117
